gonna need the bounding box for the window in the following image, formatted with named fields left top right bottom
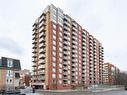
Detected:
left=59, top=42, right=62, bottom=47
left=59, top=53, right=62, bottom=57
left=53, top=35, right=56, bottom=40
left=59, top=58, right=62, bottom=63
left=52, top=62, right=56, bottom=67
left=6, top=70, right=13, bottom=77
left=53, top=68, right=56, bottom=72
left=59, top=47, right=62, bottom=52
left=59, top=32, right=62, bottom=37
left=59, top=80, right=62, bottom=84
left=59, top=69, right=62, bottom=73
left=52, top=74, right=56, bottom=78
left=59, top=64, right=62, bottom=68
left=59, top=74, right=62, bottom=79
left=59, top=38, right=62, bottom=42
left=7, top=59, right=13, bottom=67
left=59, top=27, right=63, bottom=31
left=68, top=80, right=70, bottom=84
left=58, top=17, right=63, bottom=26
left=68, top=76, right=70, bottom=79
left=53, top=30, right=56, bottom=35
left=53, top=45, right=56, bottom=50
left=52, top=57, right=56, bottom=61
left=53, top=51, right=56, bottom=56
left=53, top=24, right=56, bottom=29
left=15, top=73, right=20, bottom=78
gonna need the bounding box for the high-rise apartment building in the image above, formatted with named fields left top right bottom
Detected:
left=103, top=63, right=119, bottom=85
left=32, top=4, right=104, bottom=90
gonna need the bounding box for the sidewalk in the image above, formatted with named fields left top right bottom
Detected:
left=91, top=87, right=124, bottom=92
left=36, top=87, right=124, bottom=93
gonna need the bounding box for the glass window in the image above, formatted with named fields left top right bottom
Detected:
left=53, top=30, right=56, bottom=35
left=53, top=45, right=56, bottom=50
left=59, top=74, right=62, bottom=79
left=52, top=57, right=56, bottom=61
left=53, top=24, right=56, bottom=29
left=59, top=80, right=62, bottom=84
left=59, top=69, right=62, bottom=73
left=53, top=51, right=56, bottom=56
left=59, top=32, right=62, bottom=37
left=59, top=58, right=62, bottom=63
left=6, top=70, right=13, bottom=77
left=59, top=27, right=63, bottom=31
left=7, top=59, right=13, bottom=67
left=53, top=68, right=56, bottom=72
left=59, top=37, right=62, bottom=42
left=59, top=47, right=62, bottom=52
left=59, top=53, right=62, bottom=57
left=52, top=74, right=56, bottom=78
left=59, top=42, right=62, bottom=47
left=52, top=62, right=56, bottom=67
left=59, top=64, right=62, bottom=68
left=68, top=80, right=70, bottom=84
left=53, top=35, right=56, bottom=40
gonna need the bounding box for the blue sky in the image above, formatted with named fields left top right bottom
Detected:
left=0, top=0, right=127, bottom=71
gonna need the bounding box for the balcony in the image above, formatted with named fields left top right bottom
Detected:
left=31, top=76, right=37, bottom=80
left=39, top=26, right=45, bottom=33
left=32, top=27, right=38, bottom=32
left=32, top=36, right=37, bottom=40
left=39, top=54, right=45, bottom=59
left=32, top=49, right=37, bottom=54
left=39, top=21, right=46, bottom=28
left=64, top=26, right=70, bottom=32
left=32, top=41, right=37, bottom=45
left=64, top=16, right=70, bottom=23
left=39, top=32, right=45, bottom=38
left=38, top=76, right=45, bottom=81
left=72, top=27, right=77, bottom=32
left=63, top=72, right=68, bottom=75
left=72, top=21, right=77, bottom=28
left=38, top=70, right=45, bottom=75
left=32, top=55, right=37, bottom=58
left=39, top=38, right=45, bottom=43
left=39, top=49, right=46, bottom=54
left=32, top=64, right=37, bottom=67
left=39, top=14, right=46, bottom=23
left=39, top=44, right=46, bottom=49
left=38, top=65, right=45, bottom=70
left=39, top=59, right=45, bottom=64
left=64, top=36, right=68, bottom=41
left=63, top=21, right=70, bottom=27
left=32, top=45, right=37, bottom=49
left=32, top=59, right=37, bottom=62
